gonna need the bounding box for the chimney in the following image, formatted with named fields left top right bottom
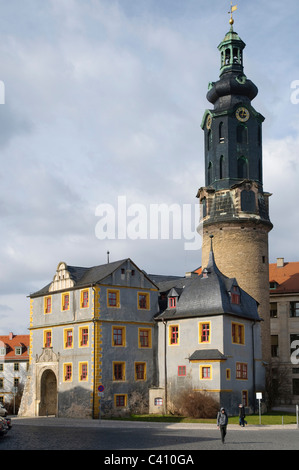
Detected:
left=277, top=258, right=285, bottom=268
left=9, top=332, right=13, bottom=340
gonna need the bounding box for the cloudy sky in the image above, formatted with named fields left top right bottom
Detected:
left=0, top=0, right=299, bottom=335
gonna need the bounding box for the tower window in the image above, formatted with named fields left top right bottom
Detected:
left=219, top=122, right=224, bottom=143
left=207, top=162, right=213, bottom=185
left=219, top=156, right=224, bottom=179
left=237, top=156, right=248, bottom=179
left=237, top=125, right=248, bottom=144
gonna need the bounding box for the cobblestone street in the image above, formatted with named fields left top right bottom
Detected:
left=1, top=417, right=298, bottom=452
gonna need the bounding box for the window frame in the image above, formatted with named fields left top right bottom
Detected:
left=43, top=329, right=52, bottom=348
left=61, top=292, right=70, bottom=311
left=79, top=362, right=88, bottom=382
left=63, top=363, right=72, bottom=382
left=135, top=362, right=146, bottom=381
left=199, top=321, right=211, bottom=343
left=107, top=289, right=120, bottom=308
left=79, top=326, right=89, bottom=347
left=236, top=362, right=248, bottom=380
left=200, top=365, right=212, bottom=380
left=232, top=322, right=245, bottom=345
left=138, top=328, right=152, bottom=349
left=114, top=394, right=127, bottom=408
left=169, top=325, right=179, bottom=345
left=112, top=361, right=126, bottom=381
left=64, top=328, right=73, bottom=349
left=80, top=289, right=89, bottom=309
left=112, top=326, right=126, bottom=347
left=137, top=292, right=150, bottom=310
left=44, top=296, right=52, bottom=314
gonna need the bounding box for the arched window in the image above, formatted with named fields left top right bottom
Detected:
left=219, top=155, right=224, bottom=179
left=237, top=156, right=248, bottom=179
left=207, top=162, right=213, bottom=185
left=237, top=125, right=248, bottom=144
left=219, top=122, right=224, bottom=143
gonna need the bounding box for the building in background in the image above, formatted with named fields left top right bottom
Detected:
left=269, top=258, right=299, bottom=405
left=0, top=332, right=29, bottom=408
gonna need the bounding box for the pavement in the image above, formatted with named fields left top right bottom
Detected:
left=11, top=415, right=299, bottom=430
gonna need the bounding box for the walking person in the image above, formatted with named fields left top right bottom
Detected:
left=239, top=404, right=246, bottom=427
left=217, top=407, right=228, bottom=444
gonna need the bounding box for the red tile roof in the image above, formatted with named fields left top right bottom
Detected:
left=269, top=261, right=299, bottom=294
left=0, top=333, right=29, bottom=361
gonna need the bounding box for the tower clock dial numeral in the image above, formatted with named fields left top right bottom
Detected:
left=206, top=114, right=212, bottom=129
left=236, top=107, right=250, bottom=122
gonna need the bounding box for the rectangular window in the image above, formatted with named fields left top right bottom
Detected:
left=169, top=297, right=177, bottom=308
left=138, top=328, right=152, bottom=348
left=232, top=322, right=245, bottom=345
left=44, top=296, right=52, bottom=314
left=135, top=362, right=146, bottom=381
left=169, top=325, right=179, bottom=345
left=0, top=379, right=3, bottom=389
left=138, top=292, right=150, bottom=310
left=200, top=365, right=211, bottom=379
left=154, top=397, right=163, bottom=406
left=270, top=302, right=278, bottom=318
left=112, top=326, right=126, bottom=347
left=199, top=322, right=210, bottom=343
left=178, top=365, right=186, bottom=376
left=79, top=362, right=88, bottom=381
left=107, top=289, right=120, bottom=308
left=81, top=289, right=89, bottom=308
left=44, top=330, right=52, bottom=348
left=290, top=302, right=299, bottom=317
left=226, top=369, right=231, bottom=380
left=64, top=363, right=72, bottom=382
left=236, top=362, right=248, bottom=379
left=231, top=286, right=240, bottom=305
left=62, top=293, right=70, bottom=311
left=79, top=327, right=89, bottom=347
left=115, top=394, right=127, bottom=408
left=242, top=390, right=248, bottom=406
left=64, top=329, right=73, bottom=349
left=14, top=363, right=19, bottom=371
left=113, top=362, right=125, bottom=381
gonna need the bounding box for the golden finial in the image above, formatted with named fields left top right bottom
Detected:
left=228, top=2, right=237, bottom=26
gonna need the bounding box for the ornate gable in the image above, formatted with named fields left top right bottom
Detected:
left=49, top=262, right=75, bottom=292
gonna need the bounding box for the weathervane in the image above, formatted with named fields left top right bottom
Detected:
left=228, top=2, right=237, bottom=26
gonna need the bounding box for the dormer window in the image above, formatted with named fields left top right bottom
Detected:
left=15, top=346, right=22, bottom=355
left=169, top=297, right=177, bottom=309
left=231, top=285, right=240, bottom=305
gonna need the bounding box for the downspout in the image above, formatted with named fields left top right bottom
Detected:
left=251, top=320, right=256, bottom=413
left=92, top=285, right=96, bottom=419
left=163, top=319, right=168, bottom=414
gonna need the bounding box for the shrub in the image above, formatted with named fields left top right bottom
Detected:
left=172, top=389, right=219, bottom=419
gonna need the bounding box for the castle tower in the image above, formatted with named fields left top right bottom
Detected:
left=197, top=14, right=273, bottom=362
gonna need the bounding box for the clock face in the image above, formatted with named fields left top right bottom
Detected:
left=236, top=107, right=250, bottom=122
left=206, top=114, right=212, bottom=129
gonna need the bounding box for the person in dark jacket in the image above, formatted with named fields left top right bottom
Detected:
left=217, top=407, right=228, bottom=443
left=239, top=404, right=246, bottom=427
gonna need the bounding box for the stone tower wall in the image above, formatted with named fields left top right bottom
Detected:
left=201, top=221, right=271, bottom=363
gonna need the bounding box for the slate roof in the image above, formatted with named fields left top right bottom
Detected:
left=155, top=244, right=260, bottom=322
left=31, top=258, right=158, bottom=297
left=189, top=349, right=226, bottom=361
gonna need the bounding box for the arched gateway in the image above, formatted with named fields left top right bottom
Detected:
left=39, top=369, right=57, bottom=416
